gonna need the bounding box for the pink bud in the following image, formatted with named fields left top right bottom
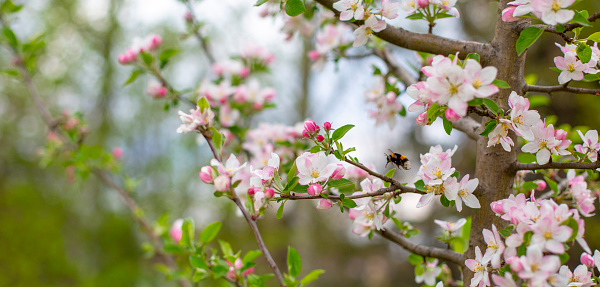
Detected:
left=242, top=267, right=255, bottom=277
left=417, top=0, right=429, bottom=8
left=234, top=258, right=244, bottom=270
left=264, top=188, right=275, bottom=199
left=302, top=130, right=310, bottom=138
left=323, top=122, right=332, bottom=131
left=169, top=219, right=184, bottom=243
left=416, top=112, right=428, bottom=126
left=330, top=164, right=346, bottom=180
left=506, top=256, right=523, bottom=272
left=118, top=54, right=129, bottom=65
left=148, top=35, right=162, bottom=51
left=247, top=187, right=257, bottom=196
left=502, top=6, right=520, bottom=22
left=184, top=12, right=193, bottom=23
left=199, top=166, right=213, bottom=183
left=112, top=147, right=123, bottom=159
left=307, top=184, right=322, bottom=196
left=303, top=120, right=320, bottom=134
left=555, top=129, right=567, bottom=141
left=240, top=67, right=251, bottom=78
left=445, top=108, right=461, bottom=122
left=490, top=201, right=504, bottom=214
left=581, top=253, right=595, bottom=268
left=317, top=199, right=333, bottom=210
left=534, top=180, right=546, bottom=191
left=214, top=175, right=231, bottom=192
left=316, top=135, right=325, bottom=142
left=308, top=50, right=321, bottom=61
left=385, top=92, right=397, bottom=104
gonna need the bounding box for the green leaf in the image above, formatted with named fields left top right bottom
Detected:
left=123, top=69, right=144, bottom=86
left=468, top=98, right=484, bottom=106
left=555, top=24, right=566, bottom=33
left=211, top=127, right=223, bottom=157
left=190, top=255, right=209, bottom=269
left=465, top=53, right=480, bottom=62
left=2, top=27, right=18, bottom=47
left=197, top=97, right=210, bottom=111
left=255, top=0, right=269, bottom=6
left=571, top=11, right=592, bottom=27
left=414, top=180, right=427, bottom=192
left=498, top=225, right=513, bottom=238
left=440, top=195, right=451, bottom=207
left=140, top=51, right=153, bottom=66
left=384, top=169, right=395, bottom=188
left=516, top=27, right=544, bottom=56
left=482, top=99, right=499, bottom=115
left=589, top=32, right=600, bottom=43
left=199, top=222, right=222, bottom=244
left=243, top=250, right=263, bottom=264
left=192, top=269, right=208, bottom=282
left=521, top=181, right=539, bottom=191
left=159, top=49, right=178, bottom=69
left=331, top=124, right=355, bottom=141
left=577, top=45, right=592, bottom=64
left=284, top=0, right=305, bottom=17
left=406, top=12, right=425, bottom=20
left=342, top=198, right=357, bottom=208
left=276, top=201, right=285, bottom=219
left=408, top=253, right=423, bottom=266
left=449, top=237, right=465, bottom=253
left=328, top=178, right=354, bottom=188
left=546, top=178, right=558, bottom=194
left=309, top=145, right=321, bottom=153
left=426, top=104, right=443, bottom=123
left=442, top=116, right=453, bottom=135
left=180, top=218, right=195, bottom=248
left=461, top=217, right=472, bottom=252
left=492, top=79, right=510, bottom=89
left=479, top=120, right=498, bottom=137
left=525, top=73, right=538, bottom=85
left=517, top=153, right=537, bottom=163
left=300, top=269, right=325, bottom=286
left=564, top=217, right=579, bottom=242
left=287, top=246, right=302, bottom=277
left=219, top=240, right=233, bottom=257
left=287, top=161, right=297, bottom=181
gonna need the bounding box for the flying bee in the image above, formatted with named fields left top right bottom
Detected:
left=385, top=149, right=410, bottom=170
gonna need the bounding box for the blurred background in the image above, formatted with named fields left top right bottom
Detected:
left=1, top=0, right=600, bottom=286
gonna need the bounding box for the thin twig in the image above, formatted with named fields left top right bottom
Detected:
left=183, top=0, right=216, bottom=64
left=525, top=84, right=600, bottom=95
left=512, top=160, right=600, bottom=172
left=343, top=157, right=403, bottom=187
left=377, top=228, right=465, bottom=265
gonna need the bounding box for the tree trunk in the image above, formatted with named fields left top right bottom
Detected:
left=463, top=0, right=528, bottom=284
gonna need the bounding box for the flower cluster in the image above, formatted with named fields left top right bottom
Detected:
left=415, top=145, right=481, bottom=212
left=400, top=0, right=459, bottom=18
left=118, top=34, right=162, bottom=65
left=176, top=104, right=215, bottom=134
left=554, top=43, right=599, bottom=85
left=332, top=0, right=399, bottom=47
left=466, top=193, right=597, bottom=287
left=348, top=177, right=389, bottom=236
left=364, top=74, right=405, bottom=129
left=199, top=154, right=247, bottom=193
left=248, top=153, right=281, bottom=216
left=487, top=91, right=540, bottom=152
left=242, top=122, right=307, bottom=168
left=407, top=55, right=500, bottom=123
left=502, top=0, right=576, bottom=25
left=308, top=23, right=352, bottom=69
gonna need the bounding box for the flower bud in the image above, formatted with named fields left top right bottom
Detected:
left=169, top=219, right=184, bottom=243
left=534, top=180, right=546, bottom=191
left=112, top=147, right=123, bottom=159
left=307, top=183, right=322, bottom=196
left=502, top=6, right=519, bottom=22
left=323, top=122, right=332, bottom=131
left=308, top=50, right=320, bottom=61
left=148, top=35, right=162, bottom=51
left=199, top=166, right=213, bottom=183
left=242, top=267, right=255, bottom=277
left=445, top=108, right=461, bottom=122
left=303, top=120, right=320, bottom=135
left=316, top=135, right=325, bottom=142
left=417, top=0, right=429, bottom=8
left=264, top=188, right=275, bottom=199
left=234, top=258, right=244, bottom=270
left=214, top=175, right=231, bottom=191
left=581, top=253, right=595, bottom=268
left=490, top=201, right=504, bottom=215
left=184, top=12, right=193, bottom=23
left=247, top=187, right=257, bottom=196
left=555, top=129, right=567, bottom=141
left=317, top=199, right=333, bottom=210
left=146, top=81, right=168, bottom=99
left=302, top=129, right=310, bottom=138
left=416, top=112, right=429, bottom=126
left=330, top=164, right=346, bottom=180
left=506, top=256, right=523, bottom=272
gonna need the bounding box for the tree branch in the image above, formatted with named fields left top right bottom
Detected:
left=377, top=228, right=464, bottom=265
left=343, top=157, right=403, bottom=187
left=525, top=84, right=600, bottom=95
left=452, top=117, right=482, bottom=140
left=512, top=160, right=600, bottom=171
left=313, top=0, right=492, bottom=58
left=182, top=0, right=216, bottom=64
left=280, top=183, right=423, bottom=201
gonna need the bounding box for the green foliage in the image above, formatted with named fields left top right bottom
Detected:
left=284, top=0, right=305, bottom=17
left=516, top=27, right=544, bottom=56
left=331, top=124, right=354, bottom=141
left=180, top=218, right=195, bottom=248
left=199, top=222, right=222, bottom=244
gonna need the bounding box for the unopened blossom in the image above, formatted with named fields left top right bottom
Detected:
left=445, top=109, right=461, bottom=122
left=169, top=219, right=184, bottom=242
left=330, top=164, right=346, bottom=179
left=353, top=15, right=387, bottom=47
left=112, top=147, right=123, bottom=159
left=521, top=121, right=561, bottom=165
left=445, top=174, right=480, bottom=212
left=199, top=166, right=214, bottom=183
left=555, top=53, right=586, bottom=84
left=307, top=184, right=323, bottom=196
left=296, top=152, right=338, bottom=185
left=415, top=259, right=442, bottom=286
left=482, top=224, right=505, bottom=268
left=581, top=253, right=595, bottom=268
left=146, top=81, right=167, bottom=99
left=381, top=0, right=401, bottom=19
left=333, top=0, right=365, bottom=21
left=434, top=218, right=467, bottom=234
left=575, top=130, right=600, bottom=162
left=214, top=175, right=231, bottom=192
left=317, top=199, right=333, bottom=210
left=176, top=105, right=215, bottom=134
left=465, top=246, right=490, bottom=287
left=502, top=6, right=520, bottom=22
left=531, top=0, right=575, bottom=25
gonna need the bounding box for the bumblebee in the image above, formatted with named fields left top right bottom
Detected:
left=385, top=149, right=410, bottom=170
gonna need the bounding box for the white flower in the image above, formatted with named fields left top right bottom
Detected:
left=295, top=152, right=338, bottom=185
left=352, top=15, right=387, bottom=47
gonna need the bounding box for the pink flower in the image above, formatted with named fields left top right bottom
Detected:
left=416, top=112, right=429, bottom=126
left=317, top=199, right=333, bottom=210
left=199, top=166, right=213, bottom=183
left=303, top=120, right=320, bottom=136
left=316, top=135, right=325, bottom=142
left=521, top=121, right=561, bottom=165
left=463, top=59, right=499, bottom=98
left=502, top=6, right=520, bottom=22
left=465, top=246, right=490, bottom=287
left=554, top=54, right=586, bottom=84
left=112, top=147, right=123, bottom=159
left=581, top=253, right=595, bottom=268
left=147, top=34, right=162, bottom=51
left=482, top=224, right=505, bottom=268
left=146, top=81, right=168, bottom=99
left=531, top=0, right=575, bottom=25
left=264, top=188, right=275, bottom=198
left=517, top=246, right=561, bottom=284
left=445, top=108, right=461, bottom=122
left=534, top=180, right=546, bottom=191
left=333, top=0, right=365, bottom=21
left=381, top=0, right=401, bottom=19
left=508, top=91, right=540, bottom=140
left=575, top=130, right=600, bottom=162
left=307, top=184, right=323, bottom=195
left=433, top=218, right=467, bottom=234
left=352, top=15, right=387, bottom=47
left=295, top=152, right=338, bottom=185
left=330, top=164, right=346, bottom=179
left=176, top=105, right=215, bottom=134
left=169, top=219, right=184, bottom=243
left=323, top=122, right=332, bottom=131
left=214, top=175, right=231, bottom=191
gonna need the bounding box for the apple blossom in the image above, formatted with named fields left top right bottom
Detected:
left=199, top=166, right=213, bottom=183
left=112, top=147, right=123, bottom=159
left=508, top=91, right=540, bottom=140
left=146, top=81, right=167, bottom=99
left=581, top=253, right=595, bottom=268
left=555, top=54, right=587, bottom=84
left=176, top=105, right=215, bottom=134
left=463, top=59, right=499, bottom=98
left=333, top=0, right=365, bottom=21
left=214, top=175, right=231, bottom=192
left=307, top=184, right=323, bottom=196
left=575, top=130, right=600, bottom=162
left=415, top=259, right=442, bottom=286
left=381, top=0, right=401, bottom=19
left=434, top=218, right=467, bottom=234
left=465, top=246, right=490, bottom=287
left=169, top=219, right=184, bottom=243
left=211, top=154, right=247, bottom=176
left=317, top=199, right=333, bottom=210
left=487, top=119, right=514, bottom=152
left=521, top=121, right=561, bottom=165
left=295, top=152, right=338, bottom=185
left=531, top=0, right=575, bottom=25
left=444, top=174, right=480, bottom=212
left=352, top=15, right=387, bottom=47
